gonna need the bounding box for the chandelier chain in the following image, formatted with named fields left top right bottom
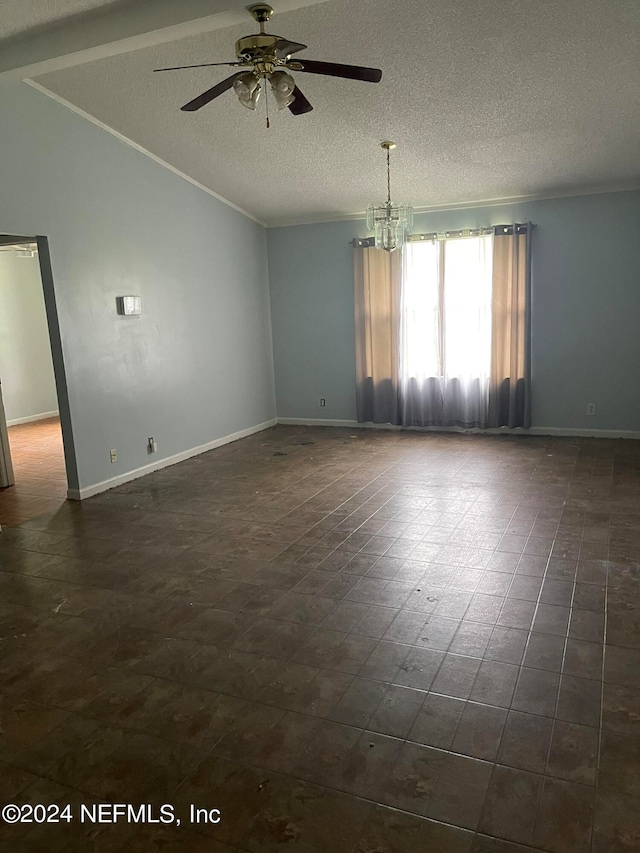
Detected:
left=386, top=145, right=391, bottom=205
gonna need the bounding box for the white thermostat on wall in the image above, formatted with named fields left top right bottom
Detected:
left=117, top=296, right=142, bottom=316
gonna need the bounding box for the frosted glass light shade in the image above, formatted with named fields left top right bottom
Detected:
left=270, top=71, right=296, bottom=109
left=233, top=72, right=262, bottom=109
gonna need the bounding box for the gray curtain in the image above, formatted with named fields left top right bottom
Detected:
left=353, top=246, right=401, bottom=424
left=488, top=224, right=532, bottom=428
left=401, top=377, right=490, bottom=428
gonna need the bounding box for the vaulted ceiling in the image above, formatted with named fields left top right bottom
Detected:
left=4, top=0, right=640, bottom=225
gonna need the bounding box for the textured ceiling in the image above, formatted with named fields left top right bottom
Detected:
left=33, top=0, right=640, bottom=225
left=0, top=0, right=128, bottom=41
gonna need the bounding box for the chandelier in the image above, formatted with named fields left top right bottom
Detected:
left=366, top=141, right=413, bottom=252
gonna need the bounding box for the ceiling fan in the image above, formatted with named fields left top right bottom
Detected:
left=153, top=3, right=382, bottom=119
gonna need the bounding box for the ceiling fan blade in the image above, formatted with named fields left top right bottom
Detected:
left=288, top=86, right=313, bottom=115
left=295, top=59, right=382, bottom=83
left=274, top=39, right=307, bottom=59
left=154, top=61, right=242, bottom=72
left=181, top=72, right=245, bottom=111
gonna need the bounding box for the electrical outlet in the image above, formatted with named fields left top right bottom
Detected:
left=148, top=437, right=158, bottom=453
left=320, top=398, right=326, bottom=407
left=109, top=449, right=118, bottom=463
left=586, top=403, right=596, bottom=416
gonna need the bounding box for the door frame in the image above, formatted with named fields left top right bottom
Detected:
left=0, top=380, right=14, bottom=487
left=0, top=234, right=79, bottom=495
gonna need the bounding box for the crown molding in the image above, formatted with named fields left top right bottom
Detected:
left=25, top=79, right=268, bottom=227
left=23, top=77, right=640, bottom=231
left=266, top=184, right=640, bottom=228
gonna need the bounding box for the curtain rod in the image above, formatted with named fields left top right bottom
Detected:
left=351, top=222, right=536, bottom=247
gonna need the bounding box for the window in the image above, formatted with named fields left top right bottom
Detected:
left=401, top=235, right=493, bottom=383
left=353, top=223, right=531, bottom=429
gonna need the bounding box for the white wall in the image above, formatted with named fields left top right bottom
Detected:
left=0, top=80, right=276, bottom=493
left=0, top=251, right=58, bottom=424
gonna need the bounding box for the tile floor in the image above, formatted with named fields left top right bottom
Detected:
left=0, top=425, right=639, bottom=851
left=0, top=417, right=67, bottom=527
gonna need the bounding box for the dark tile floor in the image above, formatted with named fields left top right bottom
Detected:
left=1, top=425, right=639, bottom=851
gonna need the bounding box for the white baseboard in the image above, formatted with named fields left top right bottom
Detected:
left=67, top=418, right=278, bottom=501
left=277, top=418, right=640, bottom=440
left=66, top=416, right=640, bottom=501
left=278, top=417, right=366, bottom=428
left=7, top=410, right=59, bottom=427
left=520, top=427, right=640, bottom=439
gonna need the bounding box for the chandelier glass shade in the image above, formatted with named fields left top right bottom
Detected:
left=366, top=141, right=413, bottom=252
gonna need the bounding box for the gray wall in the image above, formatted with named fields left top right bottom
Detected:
left=0, top=251, right=58, bottom=423
left=0, top=80, right=275, bottom=491
left=267, top=190, right=640, bottom=431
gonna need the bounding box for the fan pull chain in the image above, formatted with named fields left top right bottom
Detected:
left=264, top=74, right=271, bottom=129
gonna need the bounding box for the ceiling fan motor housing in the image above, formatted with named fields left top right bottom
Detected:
left=235, top=33, right=284, bottom=71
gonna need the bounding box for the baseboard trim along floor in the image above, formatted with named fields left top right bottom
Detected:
left=67, top=418, right=278, bottom=500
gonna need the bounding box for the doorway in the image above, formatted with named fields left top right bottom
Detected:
left=0, top=236, right=70, bottom=526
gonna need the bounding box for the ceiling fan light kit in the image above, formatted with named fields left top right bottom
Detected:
left=366, top=141, right=414, bottom=253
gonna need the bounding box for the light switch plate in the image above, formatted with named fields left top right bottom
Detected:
left=117, top=296, right=142, bottom=315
